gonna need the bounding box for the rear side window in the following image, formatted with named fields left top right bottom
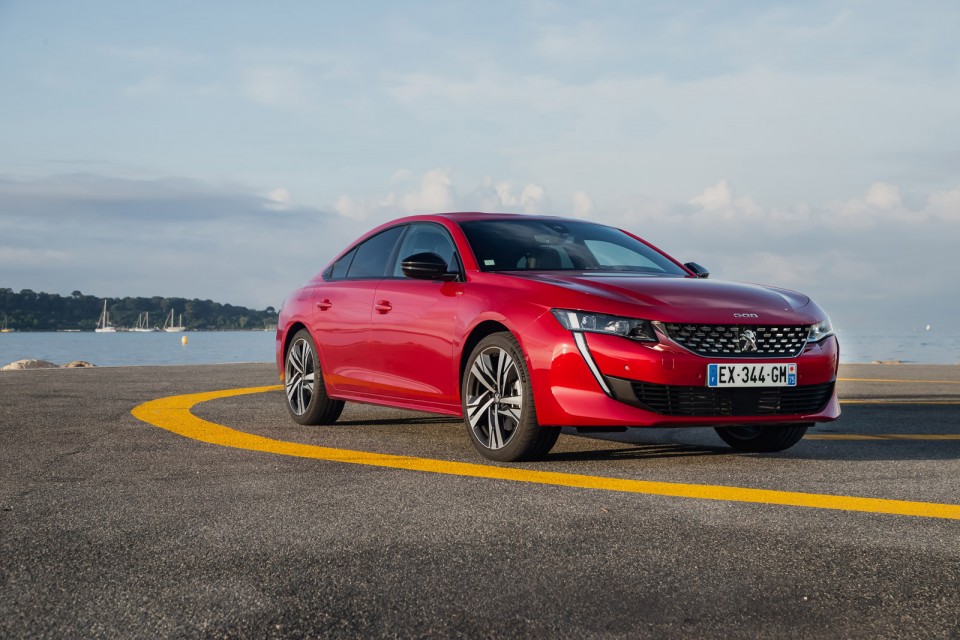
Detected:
left=326, top=247, right=357, bottom=280
left=345, top=226, right=405, bottom=279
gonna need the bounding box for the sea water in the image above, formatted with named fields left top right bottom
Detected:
left=837, top=331, right=960, bottom=365
left=0, top=329, right=958, bottom=367
left=0, top=331, right=276, bottom=367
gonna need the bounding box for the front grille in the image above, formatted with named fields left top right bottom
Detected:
left=663, top=324, right=810, bottom=358
left=629, top=381, right=834, bottom=417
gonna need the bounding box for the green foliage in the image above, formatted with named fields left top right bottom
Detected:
left=0, top=288, right=278, bottom=332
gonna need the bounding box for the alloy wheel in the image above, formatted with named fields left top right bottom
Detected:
left=465, top=346, right=523, bottom=450
left=285, top=337, right=316, bottom=415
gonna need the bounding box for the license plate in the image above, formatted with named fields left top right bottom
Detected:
left=707, top=363, right=797, bottom=388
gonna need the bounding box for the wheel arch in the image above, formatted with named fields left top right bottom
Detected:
left=280, top=322, right=311, bottom=378
left=458, top=320, right=512, bottom=391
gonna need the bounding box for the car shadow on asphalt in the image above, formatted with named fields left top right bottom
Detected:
left=333, top=416, right=461, bottom=427
left=548, top=442, right=731, bottom=462
left=547, top=437, right=960, bottom=463
left=791, top=438, right=960, bottom=461
left=560, top=422, right=960, bottom=462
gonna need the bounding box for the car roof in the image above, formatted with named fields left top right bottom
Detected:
left=392, top=211, right=584, bottom=224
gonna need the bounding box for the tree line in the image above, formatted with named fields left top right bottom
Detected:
left=0, top=288, right=278, bottom=332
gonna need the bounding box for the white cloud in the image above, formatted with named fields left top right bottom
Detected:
left=467, top=178, right=549, bottom=213
left=389, top=169, right=414, bottom=184
left=688, top=180, right=762, bottom=224
left=721, top=251, right=821, bottom=289
left=102, top=45, right=207, bottom=67
left=491, top=182, right=548, bottom=214
left=864, top=182, right=901, bottom=209
left=265, top=187, right=293, bottom=211
left=927, top=187, right=960, bottom=222
left=333, top=169, right=553, bottom=220
left=534, top=21, right=623, bottom=62
left=825, top=181, right=932, bottom=230
left=401, top=168, right=456, bottom=213
left=571, top=190, right=594, bottom=219
left=5, top=171, right=958, bottom=330
left=241, top=66, right=312, bottom=109
left=0, top=246, right=72, bottom=267
left=689, top=180, right=734, bottom=210
left=382, top=58, right=960, bottom=210
left=120, top=75, right=167, bottom=97
left=333, top=195, right=368, bottom=221
left=0, top=173, right=341, bottom=308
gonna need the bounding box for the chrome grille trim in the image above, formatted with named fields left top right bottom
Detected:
left=662, top=324, right=810, bottom=358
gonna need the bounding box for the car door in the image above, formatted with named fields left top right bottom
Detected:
left=370, top=223, right=464, bottom=410
left=312, top=225, right=405, bottom=398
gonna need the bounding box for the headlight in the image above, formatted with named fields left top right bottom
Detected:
left=551, top=309, right=658, bottom=343
left=807, top=318, right=834, bottom=343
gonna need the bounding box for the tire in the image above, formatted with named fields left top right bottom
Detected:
left=714, top=423, right=810, bottom=453
left=284, top=328, right=344, bottom=425
left=462, top=332, right=559, bottom=462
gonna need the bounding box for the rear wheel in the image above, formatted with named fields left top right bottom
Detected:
left=462, top=332, right=559, bottom=462
left=284, top=328, right=344, bottom=425
left=714, top=423, right=810, bottom=452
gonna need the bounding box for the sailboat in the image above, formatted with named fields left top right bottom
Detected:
left=0, top=316, right=12, bottom=333
left=132, top=312, right=158, bottom=332
left=163, top=309, right=185, bottom=332
left=95, top=300, right=117, bottom=333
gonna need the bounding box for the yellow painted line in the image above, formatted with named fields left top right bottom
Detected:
left=807, top=434, right=960, bottom=441
left=841, top=399, right=960, bottom=405
left=838, top=377, right=960, bottom=385
left=131, top=386, right=960, bottom=521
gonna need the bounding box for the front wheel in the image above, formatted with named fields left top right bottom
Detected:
left=714, top=423, right=810, bottom=452
left=284, top=328, right=344, bottom=425
left=462, top=332, right=559, bottom=462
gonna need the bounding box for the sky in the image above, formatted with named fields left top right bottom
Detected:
left=1, top=0, right=958, bottom=334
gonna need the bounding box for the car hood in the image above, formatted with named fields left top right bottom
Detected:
left=510, top=272, right=815, bottom=324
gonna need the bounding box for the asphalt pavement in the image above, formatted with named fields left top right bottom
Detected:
left=1, top=363, right=958, bottom=638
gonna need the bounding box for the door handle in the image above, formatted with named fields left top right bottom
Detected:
left=316, top=298, right=333, bottom=310
left=374, top=300, right=392, bottom=314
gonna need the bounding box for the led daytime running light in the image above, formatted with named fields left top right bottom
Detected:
left=551, top=309, right=658, bottom=343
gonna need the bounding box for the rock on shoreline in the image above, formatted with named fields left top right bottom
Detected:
left=1, top=359, right=95, bottom=371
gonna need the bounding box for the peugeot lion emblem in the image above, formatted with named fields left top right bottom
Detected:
left=739, top=329, right=759, bottom=352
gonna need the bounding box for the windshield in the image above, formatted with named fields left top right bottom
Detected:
left=458, top=219, right=688, bottom=276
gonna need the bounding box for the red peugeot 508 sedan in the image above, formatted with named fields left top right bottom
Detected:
left=276, top=212, right=839, bottom=461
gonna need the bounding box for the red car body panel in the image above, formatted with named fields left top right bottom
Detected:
left=277, top=212, right=840, bottom=428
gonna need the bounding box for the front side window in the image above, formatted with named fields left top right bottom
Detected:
left=345, top=226, right=405, bottom=279
left=459, top=219, right=687, bottom=275
left=391, top=223, right=460, bottom=277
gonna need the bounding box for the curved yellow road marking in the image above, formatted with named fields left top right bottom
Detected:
left=807, top=434, right=960, bottom=441
left=131, top=386, right=960, bottom=521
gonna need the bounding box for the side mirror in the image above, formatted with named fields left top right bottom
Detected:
left=401, top=252, right=454, bottom=280
left=684, top=262, right=710, bottom=279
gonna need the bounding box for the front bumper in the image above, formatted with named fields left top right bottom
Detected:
left=522, top=318, right=840, bottom=428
